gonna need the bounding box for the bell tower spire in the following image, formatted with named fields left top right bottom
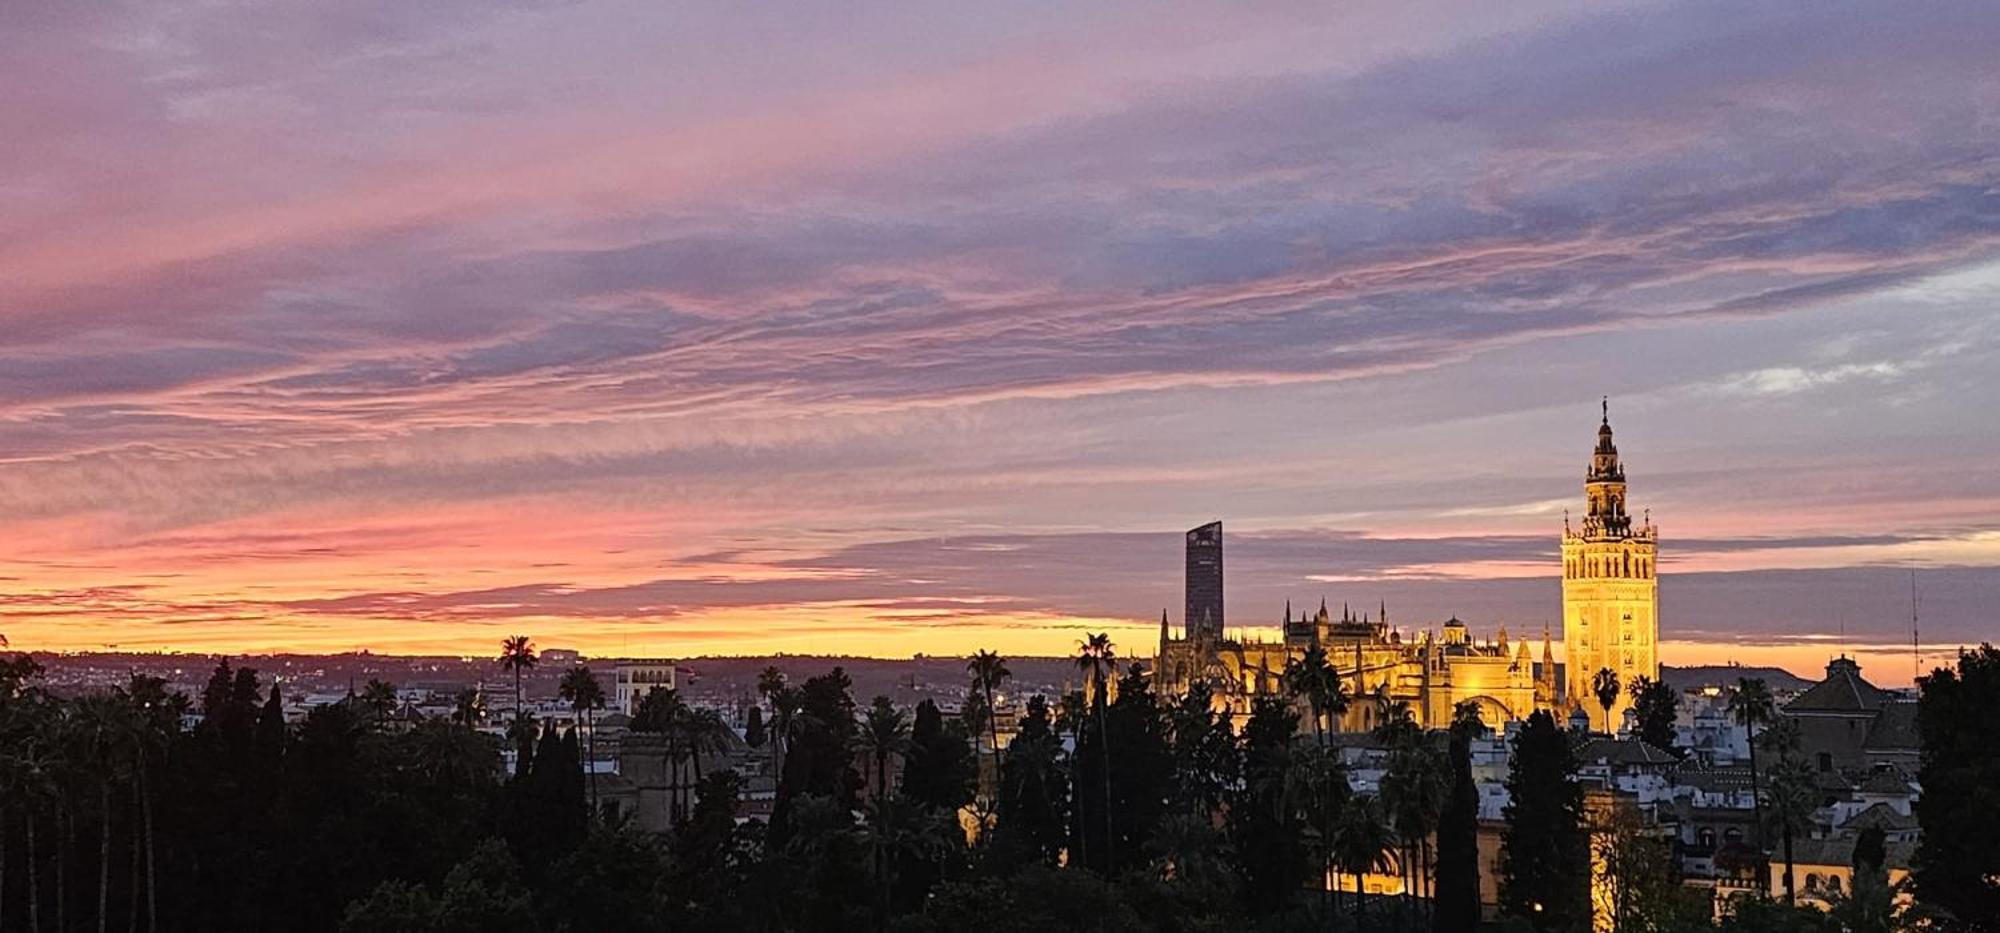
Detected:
left=1561, top=399, right=1659, bottom=733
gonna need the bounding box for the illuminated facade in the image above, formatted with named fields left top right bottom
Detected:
left=1154, top=591, right=1558, bottom=730
left=1561, top=401, right=1659, bottom=733
left=613, top=659, right=677, bottom=715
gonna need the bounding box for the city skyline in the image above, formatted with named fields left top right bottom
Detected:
left=4, top=2, right=1998, bottom=682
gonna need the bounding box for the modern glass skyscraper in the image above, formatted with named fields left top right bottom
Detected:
left=1185, top=520, right=1224, bottom=640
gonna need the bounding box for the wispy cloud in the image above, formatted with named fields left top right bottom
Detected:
left=0, top=1, right=1996, bottom=666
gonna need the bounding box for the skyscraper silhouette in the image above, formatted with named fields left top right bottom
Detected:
left=1185, top=521, right=1224, bottom=641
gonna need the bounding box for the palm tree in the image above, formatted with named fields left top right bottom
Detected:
left=499, top=635, right=537, bottom=721
left=1591, top=667, right=1621, bottom=734
left=632, top=686, right=695, bottom=820
left=1283, top=644, right=1345, bottom=742
left=1765, top=754, right=1816, bottom=906
left=1335, top=794, right=1397, bottom=931
left=1757, top=716, right=1809, bottom=904
left=1379, top=730, right=1446, bottom=926
left=966, top=650, right=1011, bottom=801
left=756, top=665, right=787, bottom=775
left=449, top=686, right=484, bottom=731
left=73, top=692, right=133, bottom=933
left=1289, top=741, right=1346, bottom=920
left=858, top=696, right=910, bottom=802
left=1727, top=677, right=1775, bottom=851
left=860, top=794, right=949, bottom=931
left=123, top=676, right=177, bottom=933
left=769, top=685, right=802, bottom=785
left=1075, top=633, right=1117, bottom=872
left=686, top=706, right=731, bottom=786
left=557, top=666, right=606, bottom=810
left=13, top=730, right=58, bottom=933
left=359, top=679, right=399, bottom=726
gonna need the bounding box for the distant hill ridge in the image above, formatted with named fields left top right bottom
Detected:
left=1660, top=664, right=1813, bottom=693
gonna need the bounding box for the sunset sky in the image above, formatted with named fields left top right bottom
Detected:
left=3, top=1, right=1997, bottom=682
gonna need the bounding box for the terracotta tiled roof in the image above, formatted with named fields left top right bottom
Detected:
left=1858, top=767, right=1914, bottom=796
left=1672, top=763, right=1754, bottom=791
left=1862, top=700, right=1919, bottom=751
left=1789, top=836, right=1917, bottom=871
left=1843, top=802, right=1918, bottom=833
left=1576, top=737, right=1678, bottom=766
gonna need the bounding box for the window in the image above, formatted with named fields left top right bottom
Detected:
left=1828, top=875, right=1843, bottom=894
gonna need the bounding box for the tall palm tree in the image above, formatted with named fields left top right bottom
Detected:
left=1765, top=754, right=1816, bottom=906
left=123, top=676, right=176, bottom=933
left=966, top=650, right=1011, bottom=800
left=557, top=666, right=606, bottom=811
left=13, top=729, right=58, bottom=933
left=1758, top=717, right=1809, bottom=904
left=1285, top=645, right=1346, bottom=918
left=1380, top=731, right=1445, bottom=926
left=858, top=696, right=910, bottom=802
left=1075, top=633, right=1117, bottom=872
left=1289, top=741, right=1346, bottom=921
left=73, top=692, right=133, bottom=933
left=756, top=666, right=787, bottom=776
left=499, top=635, right=537, bottom=721
left=632, top=686, right=695, bottom=820
left=1335, top=794, right=1397, bottom=932
left=1591, top=668, right=1621, bottom=734
left=1727, top=677, right=1775, bottom=851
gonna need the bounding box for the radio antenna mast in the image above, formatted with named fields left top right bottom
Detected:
left=1910, top=570, right=1921, bottom=686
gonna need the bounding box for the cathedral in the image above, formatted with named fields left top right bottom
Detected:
left=1153, top=402, right=1660, bottom=732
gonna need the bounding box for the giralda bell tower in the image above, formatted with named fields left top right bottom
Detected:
left=1561, top=399, right=1659, bottom=733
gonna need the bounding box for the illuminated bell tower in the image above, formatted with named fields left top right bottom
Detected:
left=1561, top=399, right=1658, bottom=733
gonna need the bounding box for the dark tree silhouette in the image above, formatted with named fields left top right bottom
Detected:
left=1434, top=702, right=1484, bottom=933
left=1914, top=644, right=2000, bottom=928
left=1500, top=710, right=1591, bottom=932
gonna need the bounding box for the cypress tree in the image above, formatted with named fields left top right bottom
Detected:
left=901, top=699, right=975, bottom=814
left=1229, top=695, right=1308, bottom=914
left=1104, top=664, right=1170, bottom=870
left=1628, top=676, right=1680, bottom=756
left=256, top=683, right=287, bottom=763
left=1435, top=706, right=1483, bottom=932
left=994, top=694, right=1068, bottom=866
left=1499, top=710, right=1591, bottom=932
